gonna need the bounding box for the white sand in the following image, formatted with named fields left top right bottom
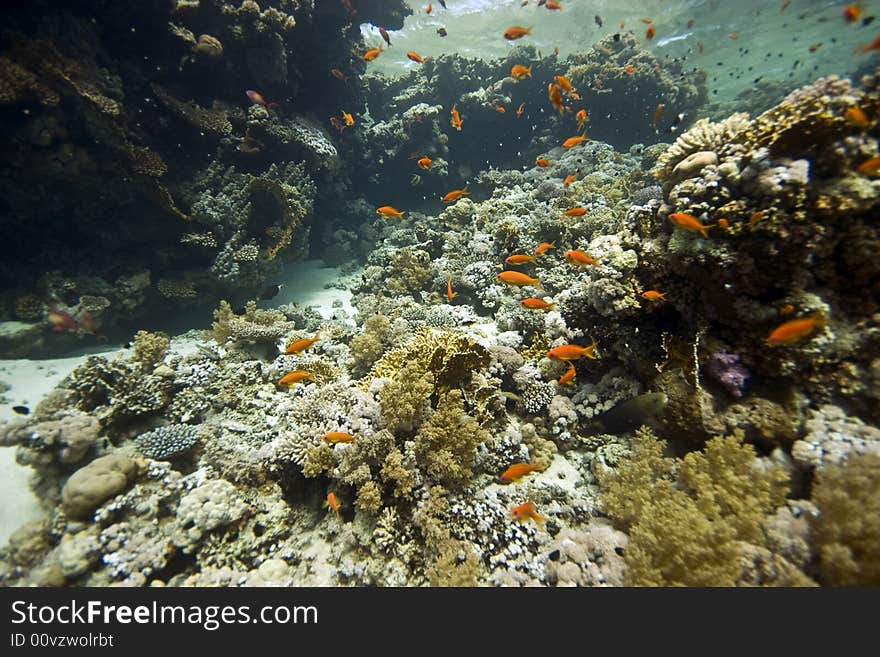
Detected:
left=0, top=260, right=352, bottom=545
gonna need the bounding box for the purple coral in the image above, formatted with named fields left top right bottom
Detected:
left=705, top=352, right=750, bottom=398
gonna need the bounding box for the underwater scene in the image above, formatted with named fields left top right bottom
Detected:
left=0, top=0, right=879, bottom=587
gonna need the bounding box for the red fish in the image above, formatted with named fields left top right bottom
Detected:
left=504, top=26, right=533, bottom=40
left=246, top=89, right=278, bottom=109
left=330, top=68, right=348, bottom=81
left=379, top=26, right=392, bottom=47
left=557, top=362, right=576, bottom=385
left=501, top=463, right=542, bottom=483
left=511, top=502, right=546, bottom=526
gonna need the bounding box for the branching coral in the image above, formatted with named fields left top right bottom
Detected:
left=597, top=428, right=811, bottom=586
left=211, top=300, right=295, bottom=345
left=132, top=330, right=170, bottom=370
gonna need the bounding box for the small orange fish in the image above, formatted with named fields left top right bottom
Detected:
left=857, top=35, right=880, bottom=54
left=564, top=248, right=600, bottom=266
left=323, top=431, right=356, bottom=444
left=446, top=278, right=457, bottom=302
left=561, top=135, right=587, bottom=148
left=843, top=5, right=861, bottom=23
left=535, top=157, right=550, bottom=167
left=521, top=297, right=556, bottom=310
left=277, top=370, right=313, bottom=387
left=450, top=104, right=463, bottom=131
left=495, top=105, right=507, bottom=113
left=624, top=65, right=636, bottom=73
left=575, top=109, right=588, bottom=130
left=547, top=341, right=599, bottom=361
left=717, top=218, right=730, bottom=230
left=646, top=24, right=656, bottom=40
left=641, top=17, right=653, bottom=24
left=748, top=210, right=765, bottom=226
left=843, top=105, right=871, bottom=130
left=554, top=75, right=574, bottom=94
left=511, top=64, right=532, bottom=79
left=426, top=3, right=433, bottom=14
left=533, top=241, right=555, bottom=255
left=441, top=186, right=469, bottom=203
left=505, top=253, right=538, bottom=265
left=516, top=102, right=525, bottom=117
left=856, top=156, right=880, bottom=176
left=377, top=205, right=405, bottom=218
left=652, top=103, right=665, bottom=130
left=511, top=502, right=546, bottom=526
left=548, top=82, right=564, bottom=114
left=563, top=173, right=578, bottom=187
left=363, top=48, right=382, bottom=61
left=728, top=33, right=738, bottom=40
left=330, top=68, right=348, bottom=81
left=324, top=491, right=341, bottom=519
left=497, top=271, right=541, bottom=287
left=500, top=462, right=543, bottom=483
left=641, top=290, right=666, bottom=301
left=544, top=0, right=562, bottom=9
left=504, top=26, right=532, bottom=40
left=557, top=362, right=576, bottom=385
left=563, top=207, right=587, bottom=216
left=766, top=312, right=825, bottom=346
left=779, top=304, right=795, bottom=316
left=407, top=51, right=425, bottom=63
left=286, top=333, right=320, bottom=354
left=668, top=212, right=713, bottom=238
left=417, top=156, right=432, bottom=170
left=342, top=111, right=354, bottom=126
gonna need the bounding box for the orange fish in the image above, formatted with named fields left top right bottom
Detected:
left=646, top=24, right=656, bottom=39
left=809, top=43, right=822, bottom=52
left=446, top=278, right=457, bottom=302
left=766, top=312, right=825, bottom=346
left=668, top=212, right=713, bottom=237
left=286, top=333, right=320, bottom=354
left=407, top=51, right=425, bottom=63
left=548, top=82, right=564, bottom=114
left=843, top=5, right=861, bottom=22
left=450, top=104, right=463, bottom=131
left=535, top=157, right=550, bottom=167
left=505, top=254, right=538, bottom=265
left=323, top=431, right=356, bottom=444
left=533, top=241, right=555, bottom=255
left=495, top=105, right=507, bottom=113
left=575, top=108, right=588, bottom=131
left=47, top=309, right=79, bottom=333
left=516, top=102, right=525, bottom=117
left=624, top=65, right=636, bottom=73
left=554, top=75, right=574, bottom=94
left=844, top=106, right=870, bottom=128
left=728, top=33, right=738, bottom=39
left=324, top=491, right=341, bottom=519
left=717, top=218, right=730, bottom=230
left=652, top=103, right=665, bottom=130
left=521, top=297, right=556, bottom=310
left=545, top=0, right=563, bottom=9
left=363, top=48, right=382, bottom=61
left=857, top=35, right=880, bottom=54
left=497, top=271, right=541, bottom=287
left=500, top=462, right=543, bottom=483
left=377, top=205, right=405, bottom=218
left=641, top=17, right=653, bottom=24
left=641, top=290, right=666, bottom=301
left=564, top=248, right=600, bottom=266
left=547, top=341, right=599, bottom=361
left=563, top=207, right=587, bottom=217
left=330, top=68, right=348, bottom=81
left=561, top=135, right=587, bottom=148
left=557, top=362, right=576, bottom=385
left=504, top=26, right=533, bottom=40
left=779, top=304, right=795, bottom=316
left=426, top=3, right=433, bottom=14
left=563, top=173, right=578, bottom=187
left=342, top=111, right=354, bottom=126
left=510, top=501, right=546, bottom=526
left=277, top=370, right=314, bottom=387
left=748, top=210, right=765, bottom=226
left=856, top=156, right=880, bottom=175
left=417, top=156, right=432, bottom=170
left=441, top=186, right=469, bottom=203
left=511, top=64, right=532, bottom=79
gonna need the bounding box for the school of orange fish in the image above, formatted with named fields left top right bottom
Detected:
left=260, top=1, right=877, bottom=525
